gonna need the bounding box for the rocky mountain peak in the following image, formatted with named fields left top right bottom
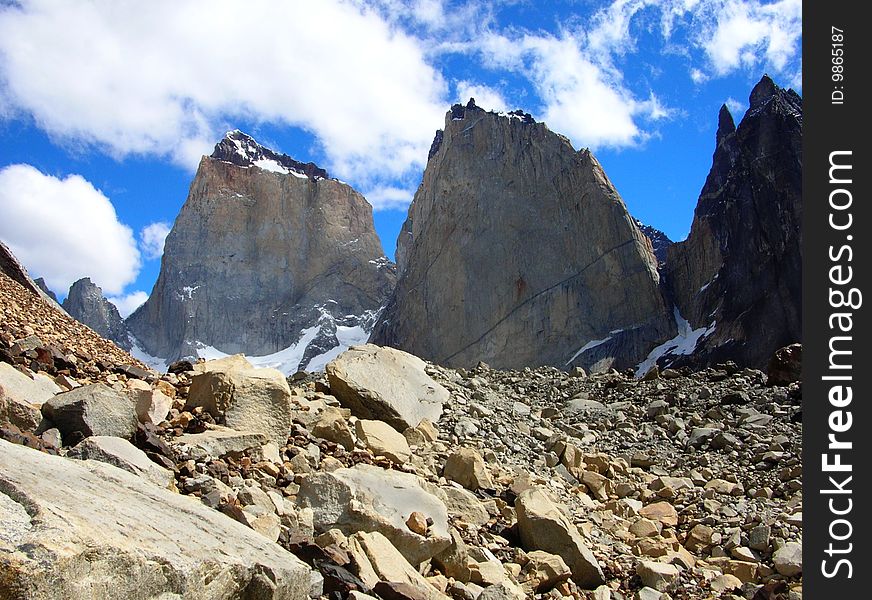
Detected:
left=210, top=129, right=329, bottom=179
left=33, top=278, right=59, bottom=303
left=62, top=277, right=131, bottom=350
left=749, top=74, right=777, bottom=108
left=372, top=101, right=674, bottom=372
left=716, top=104, right=736, bottom=142
left=660, top=75, right=802, bottom=370
left=127, top=134, right=396, bottom=371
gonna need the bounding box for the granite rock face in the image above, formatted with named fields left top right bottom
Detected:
left=127, top=130, right=396, bottom=370
left=0, top=439, right=310, bottom=600
left=63, top=277, right=131, bottom=350
left=662, top=76, right=802, bottom=369
left=370, top=102, right=674, bottom=372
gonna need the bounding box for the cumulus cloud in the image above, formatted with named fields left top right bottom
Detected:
left=475, top=32, right=668, bottom=150
left=108, top=290, right=149, bottom=318
left=0, top=164, right=140, bottom=295
left=365, top=186, right=416, bottom=211
left=140, top=222, right=171, bottom=260
left=575, top=0, right=802, bottom=84
left=698, top=0, right=801, bottom=76
left=725, top=97, right=746, bottom=115
left=0, top=0, right=448, bottom=184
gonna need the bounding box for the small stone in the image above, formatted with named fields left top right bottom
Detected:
left=748, top=523, right=771, bottom=551
left=773, top=541, right=802, bottom=577
left=638, top=501, right=678, bottom=527
left=629, top=518, right=662, bottom=538
left=406, top=511, right=428, bottom=535
left=730, top=546, right=758, bottom=562
left=636, top=588, right=667, bottom=600
left=443, top=447, right=494, bottom=491
left=356, top=419, right=412, bottom=464
left=521, top=550, right=572, bottom=592
left=709, top=574, right=741, bottom=593
left=311, top=407, right=355, bottom=450
left=684, top=524, right=715, bottom=552
left=636, top=560, right=679, bottom=592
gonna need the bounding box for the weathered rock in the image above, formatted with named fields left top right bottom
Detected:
left=431, top=485, right=491, bottom=526
left=177, top=426, right=268, bottom=458
left=772, top=541, right=802, bottom=576
left=186, top=360, right=293, bottom=444
left=748, top=523, right=771, bottom=552
left=638, top=501, right=679, bottom=527
left=515, top=487, right=604, bottom=588
left=298, top=463, right=450, bottom=565
left=348, top=531, right=449, bottom=599
left=127, top=130, right=396, bottom=369
left=767, top=343, right=802, bottom=385
left=310, top=406, right=356, bottom=450
left=41, top=383, right=137, bottom=444
left=355, top=419, right=412, bottom=464
left=68, top=435, right=175, bottom=489
left=709, top=573, right=742, bottom=593
left=326, top=344, right=447, bottom=431
left=370, top=104, right=674, bottom=372
left=131, top=386, right=172, bottom=425
left=443, top=447, right=494, bottom=491
left=431, top=527, right=473, bottom=581
left=521, top=550, right=572, bottom=592
left=636, top=560, right=679, bottom=592
left=0, top=362, right=58, bottom=430
left=476, top=582, right=527, bottom=600
left=0, top=439, right=309, bottom=599
left=664, top=76, right=802, bottom=369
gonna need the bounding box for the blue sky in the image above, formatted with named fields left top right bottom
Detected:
left=0, top=0, right=801, bottom=317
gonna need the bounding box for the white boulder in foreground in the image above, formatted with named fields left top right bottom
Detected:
left=0, top=439, right=310, bottom=599
left=326, top=344, right=447, bottom=431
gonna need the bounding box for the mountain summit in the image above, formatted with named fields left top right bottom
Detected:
left=211, top=130, right=329, bottom=179
left=660, top=75, right=802, bottom=369
left=370, top=101, right=675, bottom=371
left=127, top=131, right=396, bottom=370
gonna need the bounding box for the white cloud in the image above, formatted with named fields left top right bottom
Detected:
left=140, top=222, right=171, bottom=260
left=108, top=290, right=149, bottom=318
left=725, top=96, right=746, bottom=115
left=455, top=81, right=509, bottom=112
left=579, top=0, right=802, bottom=85
left=365, top=186, right=416, bottom=211
left=476, top=33, right=667, bottom=150
left=0, top=0, right=448, bottom=184
left=0, top=164, right=140, bottom=295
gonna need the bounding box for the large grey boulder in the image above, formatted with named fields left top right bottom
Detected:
left=0, top=439, right=310, bottom=599
left=185, top=358, right=293, bottom=445
left=41, top=383, right=137, bottom=444
left=515, top=487, right=605, bottom=588
left=370, top=102, right=674, bottom=372
left=0, top=362, right=59, bottom=431
left=297, top=463, right=451, bottom=566
left=126, top=130, right=396, bottom=370
left=67, top=435, right=175, bottom=489
left=326, top=344, right=447, bottom=431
